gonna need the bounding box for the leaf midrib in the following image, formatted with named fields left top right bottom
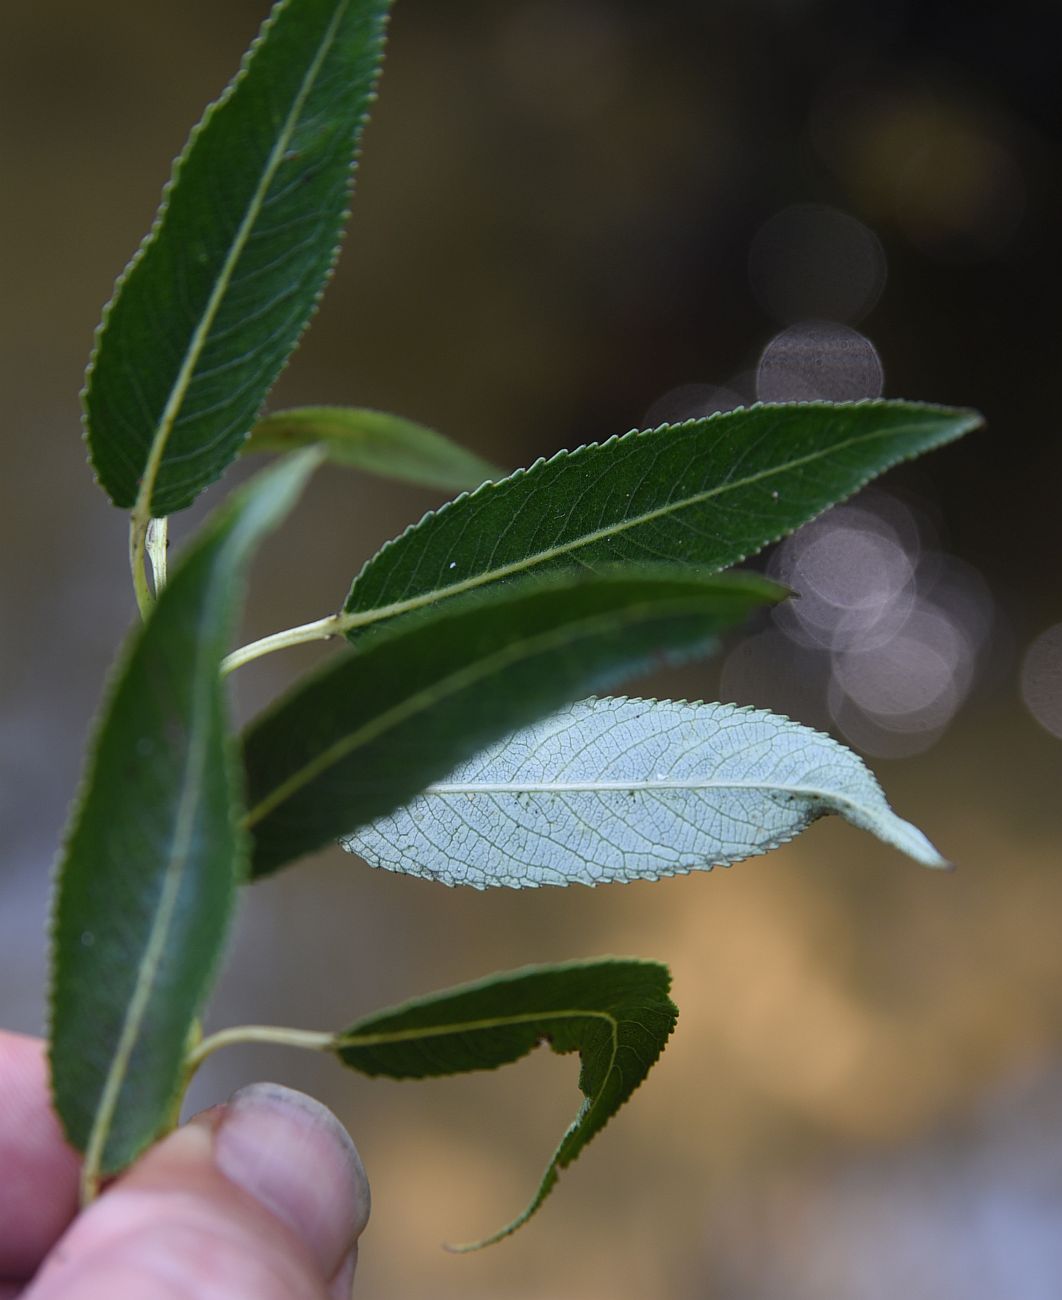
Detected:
left=426, top=778, right=852, bottom=795
left=81, top=596, right=220, bottom=1177
left=424, top=776, right=879, bottom=825
left=343, top=415, right=948, bottom=630
left=131, top=0, right=351, bottom=522
left=336, top=1007, right=616, bottom=1050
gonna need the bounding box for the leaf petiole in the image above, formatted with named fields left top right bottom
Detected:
left=185, top=1024, right=335, bottom=1074
left=221, top=613, right=347, bottom=675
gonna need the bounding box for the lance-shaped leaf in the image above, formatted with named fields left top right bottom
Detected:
left=342, top=400, right=981, bottom=631
left=50, top=454, right=317, bottom=1191
left=343, top=696, right=950, bottom=886
left=245, top=406, right=501, bottom=490
left=243, top=570, right=783, bottom=877
left=332, top=959, right=677, bottom=1248
left=84, top=0, right=391, bottom=518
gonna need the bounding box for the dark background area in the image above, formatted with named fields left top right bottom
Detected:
left=1, top=2, right=1060, bottom=1297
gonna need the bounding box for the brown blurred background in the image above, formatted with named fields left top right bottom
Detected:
left=2, top=1, right=1061, bottom=1296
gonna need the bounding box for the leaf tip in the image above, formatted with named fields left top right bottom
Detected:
left=442, top=1237, right=485, bottom=1255
left=875, top=811, right=953, bottom=871
left=441, top=1213, right=527, bottom=1254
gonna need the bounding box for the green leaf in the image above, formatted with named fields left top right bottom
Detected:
left=344, top=696, right=950, bottom=887
left=342, top=400, right=981, bottom=631
left=243, top=570, right=783, bottom=877
left=50, top=454, right=317, bottom=1189
left=84, top=0, right=391, bottom=518
left=332, top=958, right=677, bottom=1248
left=245, top=406, right=501, bottom=491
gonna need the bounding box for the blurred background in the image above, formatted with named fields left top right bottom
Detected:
left=1, top=0, right=1061, bottom=1296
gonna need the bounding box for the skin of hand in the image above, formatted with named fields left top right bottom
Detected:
left=0, top=1031, right=370, bottom=1300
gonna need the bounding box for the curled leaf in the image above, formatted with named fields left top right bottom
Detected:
left=333, top=959, right=677, bottom=1248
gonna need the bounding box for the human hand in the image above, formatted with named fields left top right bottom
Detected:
left=0, top=1030, right=370, bottom=1299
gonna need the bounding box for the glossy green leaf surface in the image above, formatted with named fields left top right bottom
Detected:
left=84, top=0, right=391, bottom=517
left=243, top=570, right=783, bottom=877
left=246, top=406, right=500, bottom=490
left=50, top=454, right=316, bottom=1183
left=345, top=696, right=949, bottom=887
left=342, top=401, right=980, bottom=630
left=333, top=959, right=677, bottom=1247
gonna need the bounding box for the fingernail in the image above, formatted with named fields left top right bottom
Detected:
left=214, top=1083, right=369, bottom=1283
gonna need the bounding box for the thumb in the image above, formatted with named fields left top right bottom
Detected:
left=26, top=1083, right=370, bottom=1300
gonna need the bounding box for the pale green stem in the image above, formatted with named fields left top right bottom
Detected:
left=186, top=1024, right=335, bottom=1073
left=221, top=590, right=465, bottom=676
left=221, top=613, right=347, bottom=675
left=146, top=517, right=169, bottom=596
left=129, top=517, right=153, bottom=619
left=222, top=561, right=543, bottom=673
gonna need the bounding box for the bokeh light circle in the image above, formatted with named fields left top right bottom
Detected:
left=1021, top=624, right=1062, bottom=739
left=754, top=491, right=995, bottom=758
left=756, top=321, right=884, bottom=402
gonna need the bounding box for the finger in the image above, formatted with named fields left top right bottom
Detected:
left=26, top=1083, right=370, bottom=1300
left=0, top=1032, right=80, bottom=1277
